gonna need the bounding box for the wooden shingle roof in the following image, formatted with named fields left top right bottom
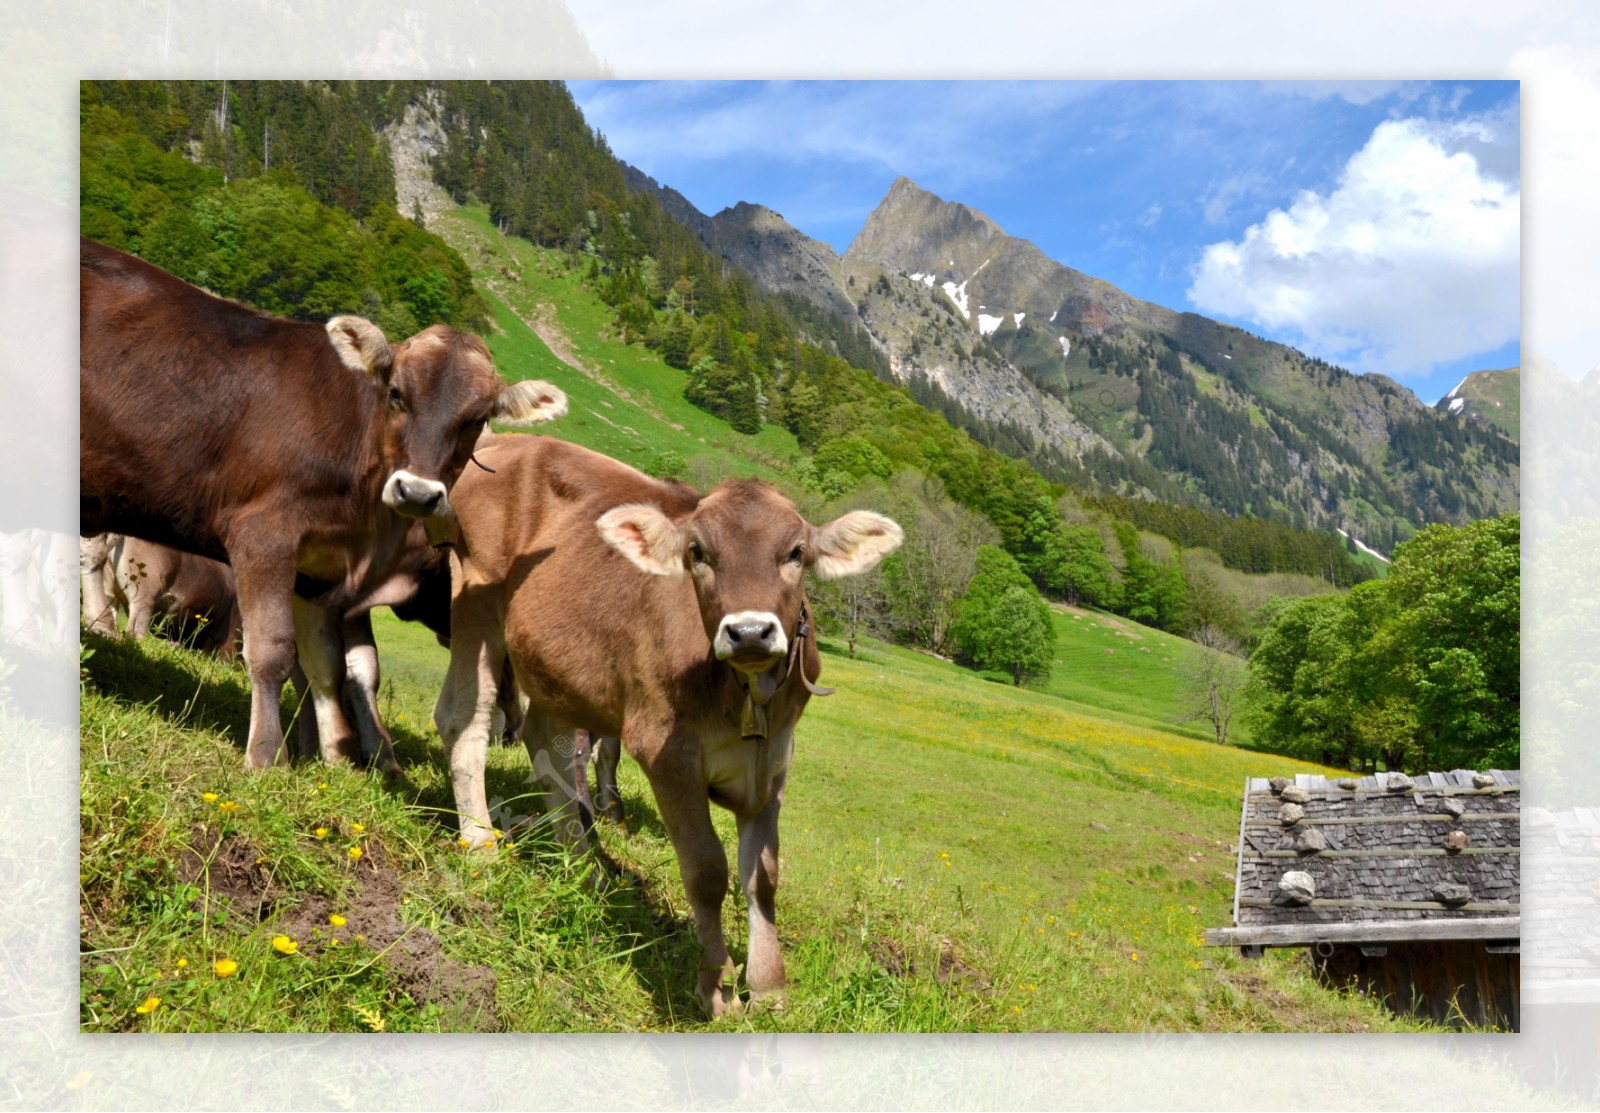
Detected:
left=1206, top=770, right=1520, bottom=950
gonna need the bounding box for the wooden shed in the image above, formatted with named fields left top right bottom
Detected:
left=1204, top=769, right=1520, bottom=1030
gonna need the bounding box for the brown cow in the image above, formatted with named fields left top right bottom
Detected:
left=79, top=238, right=566, bottom=770
left=433, top=434, right=901, bottom=1016
left=113, top=536, right=244, bottom=658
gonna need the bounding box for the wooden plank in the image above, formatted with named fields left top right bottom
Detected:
left=1239, top=898, right=1519, bottom=912
left=1244, top=811, right=1522, bottom=828
left=1244, top=846, right=1521, bottom=861
left=1231, top=778, right=1248, bottom=929
left=1203, top=915, right=1520, bottom=948
left=1243, top=786, right=1519, bottom=801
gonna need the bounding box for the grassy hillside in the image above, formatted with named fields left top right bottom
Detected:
left=81, top=611, right=1453, bottom=1034
left=440, top=204, right=801, bottom=482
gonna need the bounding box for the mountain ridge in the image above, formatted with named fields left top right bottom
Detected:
left=625, top=168, right=1518, bottom=548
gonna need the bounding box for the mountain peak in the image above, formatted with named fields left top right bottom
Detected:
left=845, top=178, right=1005, bottom=274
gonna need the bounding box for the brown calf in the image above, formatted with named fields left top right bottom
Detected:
left=434, top=434, right=901, bottom=1016
left=80, top=238, right=566, bottom=770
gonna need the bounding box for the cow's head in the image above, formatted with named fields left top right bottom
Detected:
left=596, top=480, right=902, bottom=677
left=326, top=319, right=566, bottom=527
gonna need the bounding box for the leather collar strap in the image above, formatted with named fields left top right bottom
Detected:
left=737, top=600, right=833, bottom=743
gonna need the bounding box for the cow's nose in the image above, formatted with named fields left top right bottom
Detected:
left=715, top=610, right=789, bottom=666
left=724, top=617, right=776, bottom=648
left=399, top=477, right=443, bottom=514
left=382, top=469, right=450, bottom=518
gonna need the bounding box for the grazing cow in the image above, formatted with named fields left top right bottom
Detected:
left=433, top=434, right=901, bottom=1016
left=112, top=536, right=244, bottom=658
left=79, top=237, right=567, bottom=770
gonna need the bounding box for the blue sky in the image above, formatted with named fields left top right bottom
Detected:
left=569, top=80, right=1520, bottom=405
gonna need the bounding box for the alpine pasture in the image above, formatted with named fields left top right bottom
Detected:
left=81, top=208, right=1440, bottom=1033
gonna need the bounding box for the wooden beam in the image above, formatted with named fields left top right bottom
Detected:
left=1203, top=916, right=1520, bottom=949
left=1246, top=785, right=1519, bottom=800
left=1245, top=846, right=1520, bottom=861
left=1239, top=898, right=1519, bottom=912
left=1245, top=812, right=1520, bottom=828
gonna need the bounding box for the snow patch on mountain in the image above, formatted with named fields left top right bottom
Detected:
left=1059, top=337, right=1071, bottom=358
left=1449, top=396, right=1466, bottom=414
left=1337, top=528, right=1391, bottom=564
left=978, top=313, right=1005, bottom=336
left=942, top=279, right=972, bottom=319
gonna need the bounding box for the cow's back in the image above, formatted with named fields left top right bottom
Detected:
left=452, top=434, right=709, bottom=733
left=79, top=238, right=375, bottom=558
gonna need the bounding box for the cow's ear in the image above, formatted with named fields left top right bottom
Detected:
left=326, top=316, right=395, bottom=382
left=596, top=503, right=686, bottom=577
left=493, top=379, right=569, bottom=426
left=810, top=511, right=903, bottom=580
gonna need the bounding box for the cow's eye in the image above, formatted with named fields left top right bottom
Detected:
left=786, top=545, right=804, bottom=564
left=387, top=385, right=404, bottom=409
left=688, top=540, right=707, bottom=565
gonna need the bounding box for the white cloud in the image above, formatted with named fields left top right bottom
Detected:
left=1137, top=202, right=1162, bottom=228
left=1187, top=113, right=1518, bottom=377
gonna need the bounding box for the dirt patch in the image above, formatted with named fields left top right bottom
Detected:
left=1214, top=967, right=1370, bottom=1032
left=181, top=832, right=499, bottom=1031
left=871, top=933, right=992, bottom=995
left=179, top=824, right=281, bottom=922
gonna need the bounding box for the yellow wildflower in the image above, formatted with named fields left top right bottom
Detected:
left=457, top=838, right=471, bottom=849
left=314, top=827, right=329, bottom=839
left=176, top=957, right=188, bottom=969
left=135, top=996, right=161, bottom=1015
left=218, top=801, right=238, bottom=814
left=350, top=823, right=366, bottom=834
left=329, top=913, right=347, bottom=928
left=330, top=938, right=341, bottom=947
left=201, top=792, right=218, bottom=803
left=317, top=782, right=327, bottom=791
left=214, top=958, right=238, bottom=977
left=347, top=846, right=363, bottom=861
left=271, top=935, right=298, bottom=955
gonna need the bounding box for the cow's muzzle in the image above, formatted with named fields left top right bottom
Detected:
left=714, top=611, right=788, bottom=672
left=383, top=469, right=450, bottom=520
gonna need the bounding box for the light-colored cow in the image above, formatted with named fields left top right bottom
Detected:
left=433, top=434, right=900, bottom=1016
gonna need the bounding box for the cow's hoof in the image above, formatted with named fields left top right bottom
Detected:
left=747, top=990, right=787, bottom=1015
left=455, top=830, right=499, bottom=853
left=243, top=744, right=283, bottom=770
left=701, top=985, right=742, bottom=1019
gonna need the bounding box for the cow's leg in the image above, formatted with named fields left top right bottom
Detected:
left=339, top=611, right=401, bottom=774
left=434, top=586, right=503, bottom=849
left=231, top=538, right=299, bottom=769
left=594, top=736, right=625, bottom=824
left=291, top=597, right=364, bottom=766
left=496, top=657, right=525, bottom=744
left=737, top=761, right=789, bottom=1007
left=79, top=535, right=118, bottom=636
left=646, top=757, right=738, bottom=1017
left=520, top=721, right=592, bottom=856
left=288, top=661, right=320, bottom=762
